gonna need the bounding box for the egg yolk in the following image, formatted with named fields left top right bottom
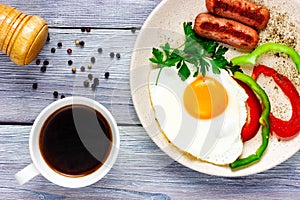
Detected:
left=183, top=76, right=228, bottom=119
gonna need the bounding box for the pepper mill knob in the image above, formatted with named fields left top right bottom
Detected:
left=0, top=4, right=48, bottom=66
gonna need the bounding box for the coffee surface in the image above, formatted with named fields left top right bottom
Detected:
left=39, top=104, right=112, bottom=176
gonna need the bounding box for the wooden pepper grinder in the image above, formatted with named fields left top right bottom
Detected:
left=0, top=4, right=48, bottom=66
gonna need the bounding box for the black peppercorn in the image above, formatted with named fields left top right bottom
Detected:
left=57, top=42, right=62, bottom=48
left=40, top=66, right=47, bottom=72
left=43, top=60, right=49, bottom=66
left=91, top=57, right=96, bottom=63
left=51, top=48, right=56, bottom=53
left=32, top=83, right=38, bottom=89
left=131, top=27, right=136, bottom=33
left=93, top=78, right=99, bottom=86
left=84, top=80, right=89, bottom=87
left=61, top=94, right=65, bottom=99
left=81, top=27, right=86, bottom=32
left=67, top=48, right=72, bottom=54
left=116, top=53, right=121, bottom=59
left=97, top=48, right=103, bottom=53
left=88, top=73, right=93, bottom=80
left=79, top=41, right=85, bottom=47
left=91, top=83, right=96, bottom=91
left=53, top=91, right=58, bottom=98
left=109, top=52, right=115, bottom=58
left=68, top=60, right=73, bottom=65
left=104, top=72, right=110, bottom=79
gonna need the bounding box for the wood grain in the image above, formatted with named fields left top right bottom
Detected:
left=0, top=0, right=300, bottom=199
left=0, top=125, right=300, bottom=199
left=0, top=28, right=140, bottom=125
left=2, top=0, right=162, bottom=28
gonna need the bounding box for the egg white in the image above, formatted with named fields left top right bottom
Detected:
left=148, top=67, right=248, bottom=165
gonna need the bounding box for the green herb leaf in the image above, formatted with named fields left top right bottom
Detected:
left=161, top=43, right=171, bottom=58
left=193, top=68, right=199, bottom=77
left=228, top=62, right=243, bottom=74
left=211, top=63, right=221, bottom=74
left=184, top=22, right=194, bottom=38
left=152, top=48, right=164, bottom=64
left=149, top=22, right=242, bottom=83
left=215, top=46, right=228, bottom=58
left=178, top=61, right=190, bottom=81
left=149, top=57, right=159, bottom=64
left=176, top=60, right=183, bottom=69
left=214, top=57, right=228, bottom=69
left=205, top=41, right=218, bottom=54
left=199, top=57, right=210, bottom=76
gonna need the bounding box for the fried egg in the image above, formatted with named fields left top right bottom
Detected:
left=148, top=67, right=248, bottom=165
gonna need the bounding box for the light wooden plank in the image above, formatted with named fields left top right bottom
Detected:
left=0, top=125, right=300, bottom=199
left=0, top=28, right=140, bottom=124
left=1, top=0, right=162, bottom=28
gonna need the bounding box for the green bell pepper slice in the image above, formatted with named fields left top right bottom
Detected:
left=231, top=42, right=300, bottom=74
left=230, top=72, right=271, bottom=170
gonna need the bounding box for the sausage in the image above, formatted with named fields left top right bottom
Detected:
left=194, top=13, right=259, bottom=50
left=206, top=0, right=270, bottom=30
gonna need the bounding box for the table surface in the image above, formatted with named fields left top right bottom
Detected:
left=0, top=0, right=300, bottom=199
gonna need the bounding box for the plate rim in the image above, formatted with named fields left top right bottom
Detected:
left=130, top=0, right=300, bottom=177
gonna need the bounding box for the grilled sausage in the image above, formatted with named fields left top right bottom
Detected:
left=194, top=13, right=259, bottom=50
left=206, top=0, right=270, bottom=30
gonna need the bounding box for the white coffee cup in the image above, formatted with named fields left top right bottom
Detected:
left=15, top=96, right=120, bottom=188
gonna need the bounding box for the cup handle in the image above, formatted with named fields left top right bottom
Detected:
left=15, top=163, right=40, bottom=185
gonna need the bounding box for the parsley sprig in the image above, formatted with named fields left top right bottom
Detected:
left=149, top=22, right=242, bottom=84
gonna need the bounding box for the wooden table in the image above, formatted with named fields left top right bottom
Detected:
left=0, top=0, right=299, bottom=199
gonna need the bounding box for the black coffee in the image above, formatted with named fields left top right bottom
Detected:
left=39, top=104, right=113, bottom=177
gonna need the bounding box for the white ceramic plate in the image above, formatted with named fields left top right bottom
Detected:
left=130, top=0, right=300, bottom=176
